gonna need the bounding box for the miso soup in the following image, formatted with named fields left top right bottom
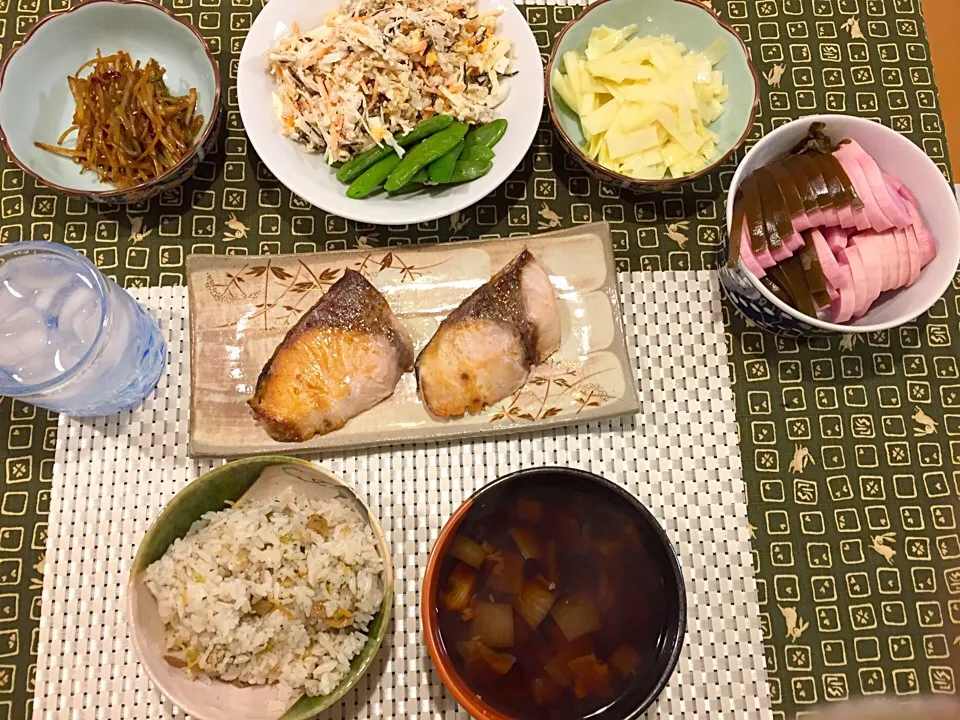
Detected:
left=436, top=483, right=675, bottom=719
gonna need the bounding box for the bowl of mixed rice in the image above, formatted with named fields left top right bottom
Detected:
left=127, top=456, right=393, bottom=720
left=237, top=0, right=543, bottom=225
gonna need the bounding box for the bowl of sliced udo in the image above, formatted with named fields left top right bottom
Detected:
left=545, top=0, right=758, bottom=191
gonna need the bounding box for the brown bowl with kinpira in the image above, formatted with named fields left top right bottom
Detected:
left=0, top=0, right=220, bottom=204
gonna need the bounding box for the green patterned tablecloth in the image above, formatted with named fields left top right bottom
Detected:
left=1, top=1, right=958, bottom=718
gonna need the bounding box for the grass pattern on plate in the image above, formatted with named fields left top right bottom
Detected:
left=185, top=222, right=641, bottom=457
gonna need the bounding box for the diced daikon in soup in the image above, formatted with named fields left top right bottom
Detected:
left=436, top=485, right=671, bottom=719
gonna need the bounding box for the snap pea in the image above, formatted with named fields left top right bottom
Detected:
left=463, top=119, right=508, bottom=150
left=450, top=157, right=493, bottom=183
left=387, top=168, right=430, bottom=196
left=459, top=144, right=495, bottom=164
left=336, top=115, right=454, bottom=183
left=384, top=122, right=469, bottom=192
left=427, top=140, right=465, bottom=185
left=337, top=145, right=394, bottom=185
left=345, top=153, right=401, bottom=199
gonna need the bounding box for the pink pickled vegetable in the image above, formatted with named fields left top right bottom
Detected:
left=877, top=231, right=898, bottom=292
left=830, top=272, right=857, bottom=324
left=819, top=206, right=842, bottom=227
left=740, top=225, right=777, bottom=269
left=731, top=124, right=937, bottom=325
left=886, top=230, right=903, bottom=291
left=833, top=145, right=892, bottom=232
left=892, top=176, right=918, bottom=207
left=770, top=241, right=793, bottom=263
left=738, top=234, right=766, bottom=278
left=892, top=229, right=911, bottom=289
left=783, top=233, right=805, bottom=253
left=838, top=245, right=869, bottom=318
left=822, top=227, right=849, bottom=253
left=903, top=224, right=922, bottom=286
left=900, top=196, right=937, bottom=265
left=884, top=171, right=908, bottom=198
left=837, top=141, right=911, bottom=228
left=918, top=226, right=936, bottom=266
left=836, top=201, right=858, bottom=230
left=791, top=211, right=812, bottom=233
left=851, top=237, right=882, bottom=310
left=810, top=229, right=849, bottom=290
left=867, top=231, right=890, bottom=293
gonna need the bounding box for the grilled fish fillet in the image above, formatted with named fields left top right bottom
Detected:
left=417, top=249, right=561, bottom=418
left=249, top=269, right=414, bottom=442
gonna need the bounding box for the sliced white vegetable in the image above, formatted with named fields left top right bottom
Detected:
left=550, top=27, right=729, bottom=180
left=586, top=24, right=636, bottom=61
left=586, top=55, right=655, bottom=82
left=581, top=99, right=621, bottom=137
left=629, top=147, right=663, bottom=167
left=551, top=69, right=578, bottom=113
left=703, top=37, right=729, bottom=64
left=617, top=103, right=658, bottom=132
left=606, top=124, right=659, bottom=159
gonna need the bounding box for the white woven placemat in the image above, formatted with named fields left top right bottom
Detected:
left=34, top=273, right=772, bottom=720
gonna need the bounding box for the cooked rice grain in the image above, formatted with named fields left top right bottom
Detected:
left=143, top=489, right=385, bottom=699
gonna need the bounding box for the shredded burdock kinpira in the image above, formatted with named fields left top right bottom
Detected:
left=35, top=50, right=204, bottom=189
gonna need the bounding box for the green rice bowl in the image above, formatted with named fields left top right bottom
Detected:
left=143, top=488, right=385, bottom=706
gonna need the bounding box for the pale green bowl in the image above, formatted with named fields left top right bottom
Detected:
left=128, top=456, right=393, bottom=720
left=546, top=0, right=759, bottom=191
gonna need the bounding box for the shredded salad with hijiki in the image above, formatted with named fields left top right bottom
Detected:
left=267, top=0, right=515, bottom=164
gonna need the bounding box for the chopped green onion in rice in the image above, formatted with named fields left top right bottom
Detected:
left=143, top=489, right=385, bottom=700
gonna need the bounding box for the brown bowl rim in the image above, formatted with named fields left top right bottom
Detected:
left=421, top=467, right=687, bottom=720
left=544, top=0, right=760, bottom=189
left=421, top=493, right=512, bottom=720
left=0, top=0, right=222, bottom=199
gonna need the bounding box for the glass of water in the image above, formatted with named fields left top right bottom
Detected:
left=0, top=242, right=166, bottom=416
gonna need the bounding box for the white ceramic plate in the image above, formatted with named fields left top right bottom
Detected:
left=237, top=0, right=543, bottom=225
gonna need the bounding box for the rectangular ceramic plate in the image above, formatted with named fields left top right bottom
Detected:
left=186, top=222, right=640, bottom=456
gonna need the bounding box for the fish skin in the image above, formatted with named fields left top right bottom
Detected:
left=417, top=249, right=561, bottom=418
left=249, top=268, right=414, bottom=442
